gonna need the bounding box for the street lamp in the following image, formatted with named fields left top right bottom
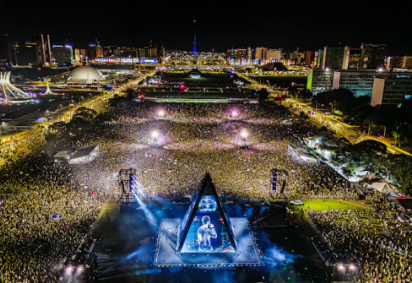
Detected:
left=158, top=110, right=165, bottom=118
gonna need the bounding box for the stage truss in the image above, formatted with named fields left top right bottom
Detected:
left=117, top=168, right=138, bottom=204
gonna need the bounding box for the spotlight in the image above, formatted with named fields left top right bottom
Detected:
left=152, top=131, right=159, bottom=138
left=240, top=130, right=249, bottom=139
left=65, top=266, right=73, bottom=274
left=231, top=111, right=238, bottom=117
left=158, top=110, right=165, bottom=117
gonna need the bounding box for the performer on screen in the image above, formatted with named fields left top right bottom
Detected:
left=197, top=216, right=217, bottom=251
left=198, top=196, right=217, bottom=211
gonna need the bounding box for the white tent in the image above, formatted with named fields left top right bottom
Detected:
left=355, top=167, right=374, bottom=176
left=358, top=174, right=379, bottom=181
left=370, top=181, right=399, bottom=193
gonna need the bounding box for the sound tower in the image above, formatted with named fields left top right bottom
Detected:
left=130, top=173, right=136, bottom=192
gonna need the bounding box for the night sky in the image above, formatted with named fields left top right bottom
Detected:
left=1, top=0, right=411, bottom=55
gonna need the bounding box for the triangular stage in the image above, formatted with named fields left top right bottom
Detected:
left=176, top=174, right=239, bottom=254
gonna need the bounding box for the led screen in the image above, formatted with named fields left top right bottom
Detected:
left=198, top=196, right=217, bottom=212
left=181, top=212, right=235, bottom=253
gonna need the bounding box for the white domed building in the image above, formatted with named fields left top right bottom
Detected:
left=67, top=66, right=106, bottom=84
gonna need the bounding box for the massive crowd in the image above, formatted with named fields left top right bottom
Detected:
left=309, top=193, right=411, bottom=282
left=0, top=100, right=399, bottom=282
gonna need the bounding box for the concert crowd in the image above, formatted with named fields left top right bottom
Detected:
left=0, top=101, right=404, bottom=282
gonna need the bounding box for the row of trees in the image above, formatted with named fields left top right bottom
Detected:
left=313, top=89, right=412, bottom=146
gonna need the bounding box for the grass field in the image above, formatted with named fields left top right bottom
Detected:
left=291, top=200, right=367, bottom=211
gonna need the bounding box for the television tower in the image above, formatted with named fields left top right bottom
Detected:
left=193, top=20, right=197, bottom=55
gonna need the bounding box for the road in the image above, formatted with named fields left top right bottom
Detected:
left=282, top=99, right=412, bottom=156
left=0, top=72, right=155, bottom=166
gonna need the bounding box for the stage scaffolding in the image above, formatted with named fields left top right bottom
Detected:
left=117, top=168, right=138, bottom=204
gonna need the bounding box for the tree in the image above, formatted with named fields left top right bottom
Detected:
left=393, top=126, right=401, bottom=148
left=73, top=107, right=97, bottom=123
left=257, top=88, right=269, bottom=106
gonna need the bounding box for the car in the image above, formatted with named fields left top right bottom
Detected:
left=290, top=200, right=304, bottom=206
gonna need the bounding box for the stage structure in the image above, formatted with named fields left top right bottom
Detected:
left=117, top=168, right=138, bottom=204
left=270, top=168, right=289, bottom=196
left=0, top=72, right=31, bottom=100
left=154, top=174, right=261, bottom=267
left=176, top=174, right=239, bottom=254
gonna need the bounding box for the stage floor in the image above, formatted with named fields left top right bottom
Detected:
left=155, top=218, right=261, bottom=267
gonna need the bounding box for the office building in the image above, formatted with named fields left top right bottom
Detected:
left=32, top=33, right=52, bottom=65
left=313, top=51, right=319, bottom=67
left=387, top=56, right=412, bottom=70
left=74, top=48, right=80, bottom=62
left=52, top=45, right=73, bottom=66
left=348, top=48, right=361, bottom=69
left=138, top=47, right=156, bottom=58
left=360, top=44, right=386, bottom=69
left=308, top=69, right=412, bottom=97
left=287, top=50, right=305, bottom=64
left=266, top=49, right=281, bottom=61
left=248, top=46, right=252, bottom=60
left=0, top=34, right=12, bottom=65
left=103, top=46, right=114, bottom=57
left=305, top=51, right=313, bottom=66
left=307, top=69, right=334, bottom=94
left=255, top=47, right=268, bottom=60
left=225, top=48, right=248, bottom=59
left=9, top=42, right=38, bottom=66
left=371, top=78, right=412, bottom=108
left=320, top=46, right=350, bottom=70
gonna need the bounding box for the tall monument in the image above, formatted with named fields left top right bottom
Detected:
left=193, top=20, right=197, bottom=55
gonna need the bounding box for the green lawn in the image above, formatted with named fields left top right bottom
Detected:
left=291, top=200, right=367, bottom=211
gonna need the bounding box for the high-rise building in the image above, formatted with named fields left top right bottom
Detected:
left=348, top=48, right=362, bottom=69
left=74, top=48, right=80, bottom=62
left=371, top=78, right=412, bottom=108
left=360, top=44, right=387, bottom=69
left=313, top=51, right=319, bottom=67
left=307, top=69, right=334, bottom=94
left=51, top=45, right=73, bottom=66
left=320, top=46, right=350, bottom=70
left=32, top=33, right=52, bottom=65
left=9, top=41, right=38, bottom=66
left=255, top=47, right=268, bottom=60
left=308, top=68, right=412, bottom=97
left=248, top=46, right=252, bottom=60
left=138, top=47, right=156, bottom=58
left=387, top=56, right=412, bottom=70
left=225, top=48, right=248, bottom=59
left=266, top=49, right=282, bottom=61
left=103, top=46, right=114, bottom=57
left=0, top=34, right=12, bottom=66
left=96, top=45, right=103, bottom=58
left=305, top=51, right=313, bottom=66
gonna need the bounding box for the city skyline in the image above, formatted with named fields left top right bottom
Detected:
left=0, top=0, right=411, bottom=55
